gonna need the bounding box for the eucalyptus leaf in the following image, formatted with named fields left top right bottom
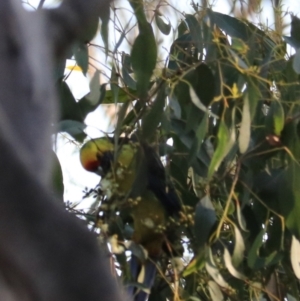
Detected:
left=51, top=151, right=64, bottom=203
left=131, top=23, right=157, bottom=99
left=223, top=248, right=246, bottom=280
left=293, top=48, right=300, bottom=74
left=194, top=195, right=217, bottom=249
left=291, top=235, right=300, bottom=279
left=208, top=120, right=234, bottom=179
left=141, top=82, right=166, bottom=139
left=208, top=281, right=224, bottom=301
left=100, top=3, right=109, bottom=56
left=73, top=43, right=89, bottom=75
left=206, top=247, right=230, bottom=288
left=185, top=14, right=202, bottom=52
left=239, top=93, right=251, bottom=154
left=155, top=13, right=171, bottom=35
left=208, top=9, right=251, bottom=41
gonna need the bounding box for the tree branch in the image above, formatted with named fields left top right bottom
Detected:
left=37, top=0, right=45, bottom=10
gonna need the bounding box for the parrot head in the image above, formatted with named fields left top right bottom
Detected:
left=80, top=137, right=139, bottom=198
left=80, top=137, right=114, bottom=175
left=80, top=137, right=137, bottom=176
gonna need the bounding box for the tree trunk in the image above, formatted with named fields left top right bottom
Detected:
left=0, top=1, right=122, bottom=300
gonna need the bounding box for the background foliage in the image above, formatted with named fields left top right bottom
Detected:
left=54, top=0, right=300, bottom=300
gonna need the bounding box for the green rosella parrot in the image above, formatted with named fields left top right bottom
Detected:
left=80, top=136, right=181, bottom=301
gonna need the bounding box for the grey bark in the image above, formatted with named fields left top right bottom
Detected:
left=0, top=0, right=122, bottom=300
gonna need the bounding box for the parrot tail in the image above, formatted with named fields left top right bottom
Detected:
left=128, top=255, right=157, bottom=301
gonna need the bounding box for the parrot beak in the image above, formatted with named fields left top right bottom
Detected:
left=97, top=166, right=104, bottom=176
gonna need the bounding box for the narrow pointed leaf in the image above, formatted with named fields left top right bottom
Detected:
left=208, top=121, right=234, bottom=179
left=141, top=83, right=166, bottom=139
left=86, top=70, right=101, bottom=104
left=189, top=86, right=218, bottom=118
left=73, top=43, right=88, bottom=75
left=155, top=14, right=171, bottom=35
left=223, top=248, right=246, bottom=280
left=232, top=223, right=246, bottom=267
left=208, top=281, right=224, bottom=301
left=239, top=93, right=251, bottom=153
left=194, top=195, right=217, bottom=249
left=131, top=23, right=157, bottom=99
left=206, top=248, right=229, bottom=288
left=270, top=100, right=285, bottom=136
left=291, top=236, right=300, bottom=279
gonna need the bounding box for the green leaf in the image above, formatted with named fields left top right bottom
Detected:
left=177, top=19, right=188, bottom=37
left=293, top=48, right=300, bottom=74
left=239, top=93, right=251, bottom=154
left=208, top=9, right=251, bottom=41
left=206, top=247, right=230, bottom=288
left=115, top=100, right=131, bottom=140
left=101, top=87, right=136, bottom=104
left=291, top=15, right=300, bottom=46
left=291, top=236, right=300, bottom=279
left=194, top=195, right=217, bottom=249
left=283, top=35, right=300, bottom=49
left=223, top=248, right=246, bottom=280
left=188, top=86, right=217, bottom=118
left=54, top=59, right=66, bottom=81
left=228, top=48, right=249, bottom=70
left=57, top=120, right=86, bottom=142
left=236, top=202, right=247, bottom=231
left=58, top=120, right=86, bottom=136
left=280, top=162, right=300, bottom=238
left=188, top=114, right=208, bottom=165
left=79, top=14, right=99, bottom=43
left=208, top=281, right=224, bottom=301
left=73, top=43, right=89, bottom=75
left=232, top=223, right=246, bottom=267
left=193, top=63, right=216, bottom=106
left=248, top=231, right=281, bottom=269
left=141, top=82, right=166, bottom=139
left=51, top=151, right=64, bottom=203
left=78, top=84, right=106, bottom=116
left=155, top=13, right=171, bottom=35
left=131, top=23, right=157, bottom=99
left=247, top=78, right=261, bottom=120
left=287, top=294, right=298, bottom=301
left=208, top=121, right=234, bottom=179
left=100, top=3, right=110, bottom=56
left=122, top=100, right=142, bottom=127
left=111, top=65, right=120, bottom=103
left=129, top=0, right=148, bottom=29
left=121, top=53, right=137, bottom=90
left=185, top=14, right=203, bottom=52
left=270, top=100, right=285, bottom=136
left=57, top=79, right=107, bottom=141
left=58, top=80, right=83, bottom=122
left=183, top=250, right=206, bottom=277
left=247, top=230, right=266, bottom=269
left=175, top=63, right=215, bottom=119
left=86, top=70, right=101, bottom=104
left=168, top=33, right=193, bottom=70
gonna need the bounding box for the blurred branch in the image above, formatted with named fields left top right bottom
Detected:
left=0, top=0, right=121, bottom=300
left=37, top=0, right=45, bottom=10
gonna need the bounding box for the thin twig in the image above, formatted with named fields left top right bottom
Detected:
left=37, top=0, right=46, bottom=10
